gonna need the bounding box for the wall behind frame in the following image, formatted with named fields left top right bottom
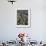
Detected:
left=0, top=0, right=46, bottom=42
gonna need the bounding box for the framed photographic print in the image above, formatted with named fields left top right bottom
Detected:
left=16, top=8, right=31, bottom=28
